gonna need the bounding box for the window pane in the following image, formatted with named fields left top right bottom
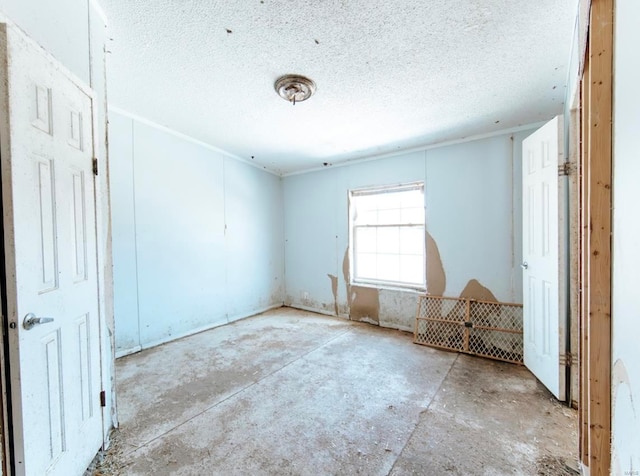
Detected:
left=356, top=253, right=377, bottom=280
left=377, top=227, right=399, bottom=254
left=350, top=183, right=425, bottom=288
left=355, top=194, right=378, bottom=211
left=355, top=209, right=378, bottom=226
left=400, top=255, right=424, bottom=285
left=377, top=254, right=400, bottom=282
left=377, top=191, right=403, bottom=209
left=378, top=208, right=401, bottom=225
left=400, top=227, right=424, bottom=255
left=400, top=189, right=423, bottom=207
left=401, top=207, right=425, bottom=224
left=355, top=227, right=376, bottom=253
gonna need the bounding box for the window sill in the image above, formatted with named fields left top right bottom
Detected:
left=350, top=281, right=426, bottom=294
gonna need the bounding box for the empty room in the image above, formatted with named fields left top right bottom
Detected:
left=0, top=0, right=637, bottom=475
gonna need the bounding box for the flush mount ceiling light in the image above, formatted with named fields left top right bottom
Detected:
left=274, top=74, right=316, bottom=105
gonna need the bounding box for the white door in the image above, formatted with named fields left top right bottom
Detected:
left=522, top=116, right=567, bottom=401
left=0, top=25, right=104, bottom=475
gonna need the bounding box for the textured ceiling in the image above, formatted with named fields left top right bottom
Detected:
left=102, top=0, right=578, bottom=175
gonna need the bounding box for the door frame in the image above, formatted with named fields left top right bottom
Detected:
left=0, top=19, right=112, bottom=475
left=576, top=0, right=614, bottom=474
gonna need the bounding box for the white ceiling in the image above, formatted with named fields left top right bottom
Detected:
left=102, top=0, right=578, bottom=175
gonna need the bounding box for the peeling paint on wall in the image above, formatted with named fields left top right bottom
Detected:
left=350, top=286, right=380, bottom=325
left=342, top=247, right=351, bottom=308
left=327, top=274, right=339, bottom=316
left=612, top=358, right=640, bottom=475
left=426, top=231, right=446, bottom=296
left=459, top=279, right=498, bottom=302
left=613, top=358, right=636, bottom=413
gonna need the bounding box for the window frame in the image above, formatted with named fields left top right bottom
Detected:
left=348, top=181, right=426, bottom=292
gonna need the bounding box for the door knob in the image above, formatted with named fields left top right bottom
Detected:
left=23, top=313, right=54, bottom=330
left=520, top=262, right=529, bottom=270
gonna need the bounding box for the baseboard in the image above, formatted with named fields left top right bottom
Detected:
left=115, top=303, right=284, bottom=359
left=285, top=304, right=340, bottom=317
left=115, top=345, right=142, bottom=359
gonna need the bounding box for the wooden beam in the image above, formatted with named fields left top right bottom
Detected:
left=586, top=0, right=613, bottom=473
left=579, top=60, right=590, bottom=465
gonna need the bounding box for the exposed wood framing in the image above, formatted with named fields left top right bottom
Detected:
left=580, top=0, right=614, bottom=473
left=579, top=53, right=591, bottom=468
left=578, top=0, right=592, bottom=466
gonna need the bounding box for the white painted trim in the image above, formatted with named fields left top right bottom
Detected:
left=226, top=303, right=284, bottom=323
left=565, top=3, right=581, bottom=115
left=580, top=462, right=590, bottom=476
left=119, top=303, right=284, bottom=357
left=88, top=0, right=109, bottom=26
left=282, top=121, right=547, bottom=177
left=285, top=304, right=340, bottom=317
left=108, top=106, right=280, bottom=176
left=115, top=345, right=142, bottom=359
left=379, top=322, right=414, bottom=333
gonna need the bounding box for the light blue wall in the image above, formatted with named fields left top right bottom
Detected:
left=283, top=131, right=532, bottom=331
left=109, top=112, right=284, bottom=356
left=0, top=0, right=91, bottom=84
left=612, top=0, right=640, bottom=471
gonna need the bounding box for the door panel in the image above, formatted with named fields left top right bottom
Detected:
left=0, top=25, right=103, bottom=475
left=522, top=116, right=566, bottom=401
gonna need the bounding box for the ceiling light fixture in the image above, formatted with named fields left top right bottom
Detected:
left=274, top=74, right=316, bottom=105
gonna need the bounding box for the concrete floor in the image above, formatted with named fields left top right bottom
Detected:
left=94, top=308, right=578, bottom=475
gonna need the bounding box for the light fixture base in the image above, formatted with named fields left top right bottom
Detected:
left=275, top=74, right=316, bottom=105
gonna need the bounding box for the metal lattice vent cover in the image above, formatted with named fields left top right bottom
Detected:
left=275, top=74, right=316, bottom=105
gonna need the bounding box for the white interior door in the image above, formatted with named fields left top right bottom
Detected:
left=522, top=116, right=566, bottom=401
left=0, top=25, right=104, bottom=475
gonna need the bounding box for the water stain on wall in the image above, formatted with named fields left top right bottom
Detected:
left=459, top=279, right=498, bottom=302
left=342, top=247, right=380, bottom=324
left=327, top=274, right=339, bottom=316
left=426, top=232, right=446, bottom=296
left=350, top=285, right=380, bottom=325
left=342, top=248, right=351, bottom=308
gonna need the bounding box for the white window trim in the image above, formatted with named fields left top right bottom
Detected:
left=348, top=181, right=426, bottom=292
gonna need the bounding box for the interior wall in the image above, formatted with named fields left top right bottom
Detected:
left=109, top=111, right=284, bottom=356
left=611, top=0, right=640, bottom=471
left=0, top=0, right=91, bottom=85
left=283, top=130, right=533, bottom=332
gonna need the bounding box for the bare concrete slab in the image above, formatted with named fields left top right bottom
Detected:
left=389, top=355, right=578, bottom=475
left=94, top=308, right=577, bottom=475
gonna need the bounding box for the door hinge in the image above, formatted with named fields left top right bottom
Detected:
left=559, top=353, right=575, bottom=367
left=100, top=390, right=106, bottom=407
left=92, top=157, right=99, bottom=176
left=558, top=161, right=572, bottom=176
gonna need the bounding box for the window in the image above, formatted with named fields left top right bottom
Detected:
left=349, top=182, right=425, bottom=290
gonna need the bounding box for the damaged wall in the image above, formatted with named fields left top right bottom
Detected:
left=611, top=0, right=640, bottom=471
left=110, top=111, right=284, bottom=356
left=283, top=130, right=532, bottom=332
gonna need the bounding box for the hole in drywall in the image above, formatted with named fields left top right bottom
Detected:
left=314, top=39, right=320, bottom=44
left=225, top=28, right=233, bottom=34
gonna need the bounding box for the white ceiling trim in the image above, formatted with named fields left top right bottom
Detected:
left=89, top=0, right=109, bottom=26
left=109, top=105, right=280, bottom=176
left=281, top=120, right=548, bottom=178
